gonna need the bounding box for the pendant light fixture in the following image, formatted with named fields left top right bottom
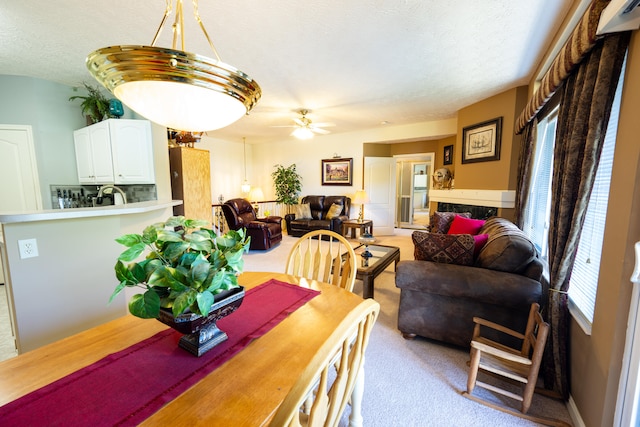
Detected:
left=86, top=0, right=261, bottom=132
left=241, top=137, right=251, bottom=193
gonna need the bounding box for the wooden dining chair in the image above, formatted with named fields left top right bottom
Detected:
left=270, top=298, right=380, bottom=427
left=285, top=230, right=357, bottom=292
left=462, top=303, right=569, bottom=427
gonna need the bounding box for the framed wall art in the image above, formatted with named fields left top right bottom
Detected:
left=462, top=117, right=502, bottom=164
left=321, top=158, right=353, bottom=186
left=443, top=144, right=453, bottom=165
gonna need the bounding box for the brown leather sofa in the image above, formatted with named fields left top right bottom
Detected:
left=284, top=195, right=351, bottom=237
left=222, top=198, right=282, bottom=251
left=395, top=217, right=545, bottom=348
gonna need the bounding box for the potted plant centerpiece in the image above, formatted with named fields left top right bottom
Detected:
left=109, top=216, right=250, bottom=356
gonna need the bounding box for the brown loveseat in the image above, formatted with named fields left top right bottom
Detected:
left=395, top=216, right=545, bottom=348
left=284, top=195, right=351, bottom=237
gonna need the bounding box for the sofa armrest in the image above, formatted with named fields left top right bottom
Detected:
left=330, top=215, right=349, bottom=233
left=245, top=221, right=268, bottom=230
left=259, top=216, right=282, bottom=224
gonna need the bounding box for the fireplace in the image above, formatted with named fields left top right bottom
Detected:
left=429, top=189, right=515, bottom=219
left=436, top=202, right=497, bottom=219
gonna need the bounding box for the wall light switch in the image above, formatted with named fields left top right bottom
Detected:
left=18, top=239, right=39, bottom=259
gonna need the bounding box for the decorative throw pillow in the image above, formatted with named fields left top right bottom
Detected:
left=447, top=215, right=486, bottom=235
left=325, top=203, right=343, bottom=219
left=473, top=234, right=489, bottom=258
left=293, top=203, right=312, bottom=219
left=429, top=211, right=471, bottom=234
left=412, top=231, right=475, bottom=266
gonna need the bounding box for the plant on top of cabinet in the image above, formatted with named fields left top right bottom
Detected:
left=68, top=82, right=113, bottom=125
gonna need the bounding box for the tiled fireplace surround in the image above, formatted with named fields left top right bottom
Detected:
left=429, top=189, right=515, bottom=219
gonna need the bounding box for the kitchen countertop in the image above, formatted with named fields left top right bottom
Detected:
left=0, top=200, right=182, bottom=224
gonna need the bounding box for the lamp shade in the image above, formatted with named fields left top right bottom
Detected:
left=249, top=187, right=264, bottom=202
left=353, top=190, right=369, bottom=205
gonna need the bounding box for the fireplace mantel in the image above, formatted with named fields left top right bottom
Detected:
left=429, top=189, right=515, bottom=208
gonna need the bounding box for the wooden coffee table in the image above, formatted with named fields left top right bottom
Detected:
left=352, top=244, right=400, bottom=299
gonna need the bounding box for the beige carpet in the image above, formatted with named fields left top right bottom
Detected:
left=0, top=285, right=17, bottom=362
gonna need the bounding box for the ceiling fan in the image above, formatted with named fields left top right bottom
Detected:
left=276, top=109, right=335, bottom=140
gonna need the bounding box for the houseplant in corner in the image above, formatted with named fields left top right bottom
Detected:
left=272, top=163, right=302, bottom=215
left=109, top=216, right=251, bottom=356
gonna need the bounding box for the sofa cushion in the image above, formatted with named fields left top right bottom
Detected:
left=293, top=203, right=312, bottom=219
left=412, top=231, right=475, bottom=266
left=325, top=203, right=343, bottom=219
left=302, top=196, right=325, bottom=220
left=475, top=217, right=537, bottom=274
left=447, top=215, right=485, bottom=235
left=429, top=211, right=471, bottom=233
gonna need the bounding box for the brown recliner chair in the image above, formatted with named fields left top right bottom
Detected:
left=222, top=198, right=283, bottom=251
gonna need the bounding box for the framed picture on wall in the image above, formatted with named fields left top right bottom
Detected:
left=321, top=158, right=353, bottom=186
left=462, top=117, right=503, bottom=164
left=443, top=145, right=453, bottom=165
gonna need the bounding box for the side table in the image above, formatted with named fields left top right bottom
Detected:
left=342, top=219, right=373, bottom=239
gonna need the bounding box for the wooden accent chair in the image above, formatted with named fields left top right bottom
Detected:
left=270, top=298, right=380, bottom=427
left=285, top=230, right=357, bottom=292
left=462, top=303, right=569, bottom=427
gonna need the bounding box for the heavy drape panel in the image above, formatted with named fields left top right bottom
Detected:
left=545, top=32, right=630, bottom=399
left=514, top=118, right=537, bottom=228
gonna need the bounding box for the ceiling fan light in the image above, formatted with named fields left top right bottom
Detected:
left=292, top=126, right=314, bottom=140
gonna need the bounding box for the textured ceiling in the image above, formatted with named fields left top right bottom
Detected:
left=0, top=1, right=573, bottom=143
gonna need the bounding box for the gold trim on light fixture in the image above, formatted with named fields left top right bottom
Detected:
left=86, top=0, right=261, bottom=132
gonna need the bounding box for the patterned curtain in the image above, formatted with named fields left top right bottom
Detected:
left=515, top=0, right=609, bottom=135
left=544, top=32, right=630, bottom=399
left=514, top=118, right=536, bottom=228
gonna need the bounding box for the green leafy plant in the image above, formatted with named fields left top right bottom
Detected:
left=272, top=164, right=303, bottom=211
left=68, top=82, right=112, bottom=124
left=109, top=216, right=250, bottom=319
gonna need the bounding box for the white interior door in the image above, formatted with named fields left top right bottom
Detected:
left=364, top=157, right=396, bottom=236
left=0, top=125, right=42, bottom=212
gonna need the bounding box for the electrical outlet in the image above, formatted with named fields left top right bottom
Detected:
left=18, top=239, right=39, bottom=259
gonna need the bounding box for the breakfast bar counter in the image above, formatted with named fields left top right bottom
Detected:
left=0, top=199, right=182, bottom=354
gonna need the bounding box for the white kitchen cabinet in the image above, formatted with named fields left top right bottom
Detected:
left=74, top=119, right=155, bottom=185
left=73, top=122, right=114, bottom=184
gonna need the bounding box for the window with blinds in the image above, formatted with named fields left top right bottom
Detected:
left=568, top=63, right=624, bottom=332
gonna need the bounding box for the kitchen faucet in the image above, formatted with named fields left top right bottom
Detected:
left=95, top=185, right=127, bottom=205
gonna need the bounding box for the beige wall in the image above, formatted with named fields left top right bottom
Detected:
left=455, top=86, right=528, bottom=191
left=569, top=31, right=640, bottom=426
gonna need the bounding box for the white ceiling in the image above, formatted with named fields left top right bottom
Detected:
left=0, top=0, right=573, bottom=143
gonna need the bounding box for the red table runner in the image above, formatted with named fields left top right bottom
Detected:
left=0, top=279, right=319, bottom=426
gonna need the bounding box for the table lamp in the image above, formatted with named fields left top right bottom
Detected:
left=249, top=187, right=264, bottom=215
left=353, top=190, right=369, bottom=223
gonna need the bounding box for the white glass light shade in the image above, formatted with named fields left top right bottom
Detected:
left=291, top=126, right=314, bottom=140
left=87, top=45, right=261, bottom=132
left=241, top=181, right=251, bottom=193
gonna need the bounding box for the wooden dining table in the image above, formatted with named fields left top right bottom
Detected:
left=0, top=272, right=366, bottom=426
